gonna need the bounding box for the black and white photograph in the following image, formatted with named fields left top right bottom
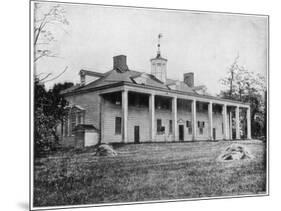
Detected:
left=30, top=0, right=268, bottom=210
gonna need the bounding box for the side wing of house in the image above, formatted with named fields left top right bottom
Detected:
left=60, top=92, right=101, bottom=147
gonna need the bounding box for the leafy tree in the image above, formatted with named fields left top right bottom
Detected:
left=219, top=57, right=266, bottom=139
left=34, top=79, right=73, bottom=156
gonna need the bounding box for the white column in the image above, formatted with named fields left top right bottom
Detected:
left=247, top=106, right=251, bottom=139
left=172, top=96, right=178, bottom=141
left=235, top=106, right=240, bottom=139
left=208, top=102, right=213, bottom=140
left=99, top=95, right=104, bottom=143
left=75, top=112, right=79, bottom=125
left=149, top=94, right=155, bottom=141
left=222, top=104, right=228, bottom=140
left=229, top=111, right=233, bottom=140
left=67, top=112, right=71, bottom=136
left=122, top=90, right=128, bottom=143
left=192, top=99, right=197, bottom=141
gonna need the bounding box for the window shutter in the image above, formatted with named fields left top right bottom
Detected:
left=115, top=117, right=122, bottom=134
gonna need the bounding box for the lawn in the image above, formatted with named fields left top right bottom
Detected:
left=33, top=140, right=267, bottom=207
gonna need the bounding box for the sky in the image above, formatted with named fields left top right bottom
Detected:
left=34, top=2, right=268, bottom=95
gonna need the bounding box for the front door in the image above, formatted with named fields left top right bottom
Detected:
left=213, top=128, right=216, bottom=140
left=179, top=125, right=184, bottom=141
left=134, top=126, right=140, bottom=143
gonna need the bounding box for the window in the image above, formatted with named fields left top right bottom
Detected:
left=186, top=120, right=191, bottom=128
left=115, top=117, right=122, bottom=134
left=169, top=120, right=173, bottom=134
left=157, top=119, right=165, bottom=134
left=197, top=121, right=205, bottom=128
left=186, top=121, right=192, bottom=135
left=157, top=119, right=162, bottom=133
left=197, top=121, right=205, bottom=135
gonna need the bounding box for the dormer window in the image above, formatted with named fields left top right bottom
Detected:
left=79, top=70, right=104, bottom=86
left=131, top=73, right=149, bottom=85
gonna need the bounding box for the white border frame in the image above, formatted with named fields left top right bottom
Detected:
left=29, top=1, right=269, bottom=210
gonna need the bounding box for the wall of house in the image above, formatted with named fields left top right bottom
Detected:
left=102, top=99, right=151, bottom=143
left=155, top=108, right=174, bottom=142
left=176, top=109, right=192, bottom=141
left=161, top=108, right=226, bottom=141
left=195, top=111, right=210, bottom=141
left=212, top=112, right=230, bottom=140
left=60, top=90, right=231, bottom=147
left=102, top=99, right=228, bottom=143
left=61, top=92, right=101, bottom=146
left=128, top=106, right=150, bottom=142
left=65, top=92, right=101, bottom=127
left=102, top=100, right=122, bottom=143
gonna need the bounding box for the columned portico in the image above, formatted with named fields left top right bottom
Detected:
left=172, top=96, right=178, bottom=141
left=208, top=102, right=213, bottom=140
left=113, top=87, right=250, bottom=143
left=235, top=106, right=240, bottom=139
left=192, top=99, right=197, bottom=140
left=149, top=93, right=155, bottom=141
left=122, top=90, right=128, bottom=142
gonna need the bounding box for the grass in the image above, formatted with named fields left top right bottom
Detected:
left=33, top=140, right=267, bottom=207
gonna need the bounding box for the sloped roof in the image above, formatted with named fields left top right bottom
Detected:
left=166, top=79, right=195, bottom=93
left=65, top=104, right=85, bottom=110
left=62, top=68, right=197, bottom=95
left=73, top=124, right=99, bottom=131
left=80, top=69, right=105, bottom=77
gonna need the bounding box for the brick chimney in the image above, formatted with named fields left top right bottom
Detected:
left=183, top=72, right=194, bottom=87
left=113, top=55, right=129, bottom=72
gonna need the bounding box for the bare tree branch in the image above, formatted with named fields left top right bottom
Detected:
left=34, top=4, right=69, bottom=63
left=44, top=66, right=68, bottom=83
left=38, top=73, right=52, bottom=82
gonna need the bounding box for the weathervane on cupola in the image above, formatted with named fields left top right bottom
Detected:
left=157, top=33, right=162, bottom=58
left=150, top=33, right=168, bottom=83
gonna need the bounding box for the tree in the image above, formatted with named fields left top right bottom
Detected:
left=220, top=54, right=239, bottom=99
left=34, top=3, right=69, bottom=82
left=33, top=3, right=71, bottom=156
left=34, top=79, right=73, bottom=156
left=219, top=57, right=266, bottom=139
left=34, top=3, right=69, bottom=63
